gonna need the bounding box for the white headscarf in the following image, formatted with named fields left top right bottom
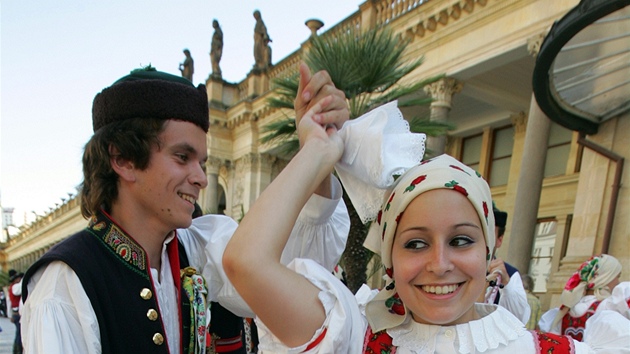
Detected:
left=362, top=154, right=496, bottom=332
left=552, top=254, right=622, bottom=329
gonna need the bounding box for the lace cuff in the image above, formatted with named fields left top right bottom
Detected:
left=335, top=101, right=426, bottom=223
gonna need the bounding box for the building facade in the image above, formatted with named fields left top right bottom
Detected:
left=2, top=0, right=628, bottom=311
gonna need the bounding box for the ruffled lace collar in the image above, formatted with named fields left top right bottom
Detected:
left=387, top=304, right=528, bottom=353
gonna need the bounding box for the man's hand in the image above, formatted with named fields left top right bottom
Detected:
left=294, top=62, right=349, bottom=131
left=486, top=258, right=511, bottom=286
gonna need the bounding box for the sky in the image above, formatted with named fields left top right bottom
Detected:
left=1, top=0, right=364, bottom=229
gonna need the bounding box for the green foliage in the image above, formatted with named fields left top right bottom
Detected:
left=261, top=26, right=454, bottom=293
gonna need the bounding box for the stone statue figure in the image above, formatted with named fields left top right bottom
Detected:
left=179, top=49, right=194, bottom=82
left=253, top=10, right=272, bottom=72
left=210, top=20, right=223, bottom=79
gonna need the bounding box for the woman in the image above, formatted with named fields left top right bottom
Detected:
left=223, top=99, right=623, bottom=353
left=539, top=254, right=623, bottom=341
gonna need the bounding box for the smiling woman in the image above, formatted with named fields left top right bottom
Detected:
left=223, top=99, right=628, bottom=353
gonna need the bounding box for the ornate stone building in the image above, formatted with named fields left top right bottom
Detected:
left=2, top=0, right=628, bottom=311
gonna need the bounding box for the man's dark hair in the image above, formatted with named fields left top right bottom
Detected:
left=79, top=117, right=166, bottom=218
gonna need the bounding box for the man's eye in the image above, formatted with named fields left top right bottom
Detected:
left=177, top=153, right=188, bottom=162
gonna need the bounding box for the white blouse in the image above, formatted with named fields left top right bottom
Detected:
left=21, top=180, right=350, bottom=354
left=257, top=258, right=625, bottom=354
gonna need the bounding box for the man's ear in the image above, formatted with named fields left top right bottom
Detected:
left=109, top=145, right=136, bottom=182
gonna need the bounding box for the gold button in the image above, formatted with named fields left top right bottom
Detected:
left=153, top=333, right=164, bottom=345
left=147, top=309, right=158, bottom=321
left=140, top=288, right=152, bottom=300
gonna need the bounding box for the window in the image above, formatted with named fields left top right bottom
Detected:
left=544, top=123, right=573, bottom=177
left=461, top=134, right=482, bottom=172
left=529, top=219, right=557, bottom=293
left=488, top=126, right=514, bottom=187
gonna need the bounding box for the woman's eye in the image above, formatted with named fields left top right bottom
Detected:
left=404, top=240, right=427, bottom=250
left=450, top=236, right=474, bottom=247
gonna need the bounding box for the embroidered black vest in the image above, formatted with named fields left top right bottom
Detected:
left=23, top=211, right=192, bottom=354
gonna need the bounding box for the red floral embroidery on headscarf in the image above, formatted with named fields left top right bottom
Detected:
left=449, top=164, right=471, bottom=176
left=445, top=180, right=468, bottom=196
left=565, top=273, right=581, bottom=291
left=385, top=192, right=396, bottom=211
left=482, top=201, right=489, bottom=223
left=377, top=210, right=383, bottom=225
left=404, top=175, right=427, bottom=192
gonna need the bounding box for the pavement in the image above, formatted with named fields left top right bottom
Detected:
left=0, top=315, right=17, bottom=354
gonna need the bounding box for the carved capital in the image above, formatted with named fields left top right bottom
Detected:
left=424, top=78, right=463, bottom=109
left=206, top=156, right=223, bottom=175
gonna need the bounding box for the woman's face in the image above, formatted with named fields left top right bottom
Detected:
left=391, top=189, right=488, bottom=326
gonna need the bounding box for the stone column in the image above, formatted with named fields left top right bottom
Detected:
left=202, top=157, right=222, bottom=214
left=505, top=33, right=552, bottom=274
left=424, top=78, right=462, bottom=156
left=506, top=95, right=551, bottom=273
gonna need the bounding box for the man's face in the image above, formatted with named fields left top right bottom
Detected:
left=130, top=120, right=208, bottom=233
left=494, top=226, right=503, bottom=249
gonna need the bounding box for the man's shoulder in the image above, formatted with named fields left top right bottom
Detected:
left=504, top=261, right=519, bottom=276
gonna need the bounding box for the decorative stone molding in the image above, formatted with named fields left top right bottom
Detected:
left=206, top=156, right=223, bottom=175
left=424, top=78, right=463, bottom=109
left=403, top=0, right=489, bottom=40
left=527, top=32, right=547, bottom=57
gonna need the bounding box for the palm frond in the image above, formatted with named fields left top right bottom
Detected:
left=408, top=116, right=456, bottom=137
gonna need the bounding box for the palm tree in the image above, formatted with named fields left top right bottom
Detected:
left=263, top=28, right=453, bottom=293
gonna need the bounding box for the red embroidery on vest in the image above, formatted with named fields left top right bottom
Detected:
left=533, top=331, right=575, bottom=354
left=561, top=301, right=601, bottom=341
left=363, top=327, right=396, bottom=354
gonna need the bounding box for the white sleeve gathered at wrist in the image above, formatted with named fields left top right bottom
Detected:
left=256, top=258, right=367, bottom=354
left=335, top=100, right=426, bottom=223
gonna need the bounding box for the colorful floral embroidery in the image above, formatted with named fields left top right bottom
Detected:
left=100, top=223, right=147, bottom=272
left=385, top=293, right=405, bottom=315
left=449, top=164, right=471, bottom=175
left=482, top=201, right=489, bottom=224
left=444, top=180, right=468, bottom=196
left=364, top=327, right=396, bottom=354
left=565, top=256, right=600, bottom=291
left=404, top=175, right=427, bottom=193
left=385, top=192, right=396, bottom=211
left=382, top=222, right=387, bottom=240
left=181, top=266, right=209, bottom=354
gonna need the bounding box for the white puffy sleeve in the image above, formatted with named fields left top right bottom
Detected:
left=178, top=181, right=350, bottom=318
left=596, top=281, right=630, bottom=319
left=583, top=310, right=630, bottom=353
left=498, top=271, right=531, bottom=324
left=255, top=258, right=371, bottom=354
left=21, top=262, right=101, bottom=354
left=538, top=307, right=561, bottom=333
left=281, top=175, right=350, bottom=272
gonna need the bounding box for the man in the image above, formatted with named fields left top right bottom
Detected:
left=484, top=204, right=531, bottom=324
left=8, top=269, right=23, bottom=354
left=21, top=64, right=350, bottom=353
left=522, top=274, right=542, bottom=330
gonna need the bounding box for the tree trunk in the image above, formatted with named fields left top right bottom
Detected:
left=340, top=192, right=370, bottom=294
